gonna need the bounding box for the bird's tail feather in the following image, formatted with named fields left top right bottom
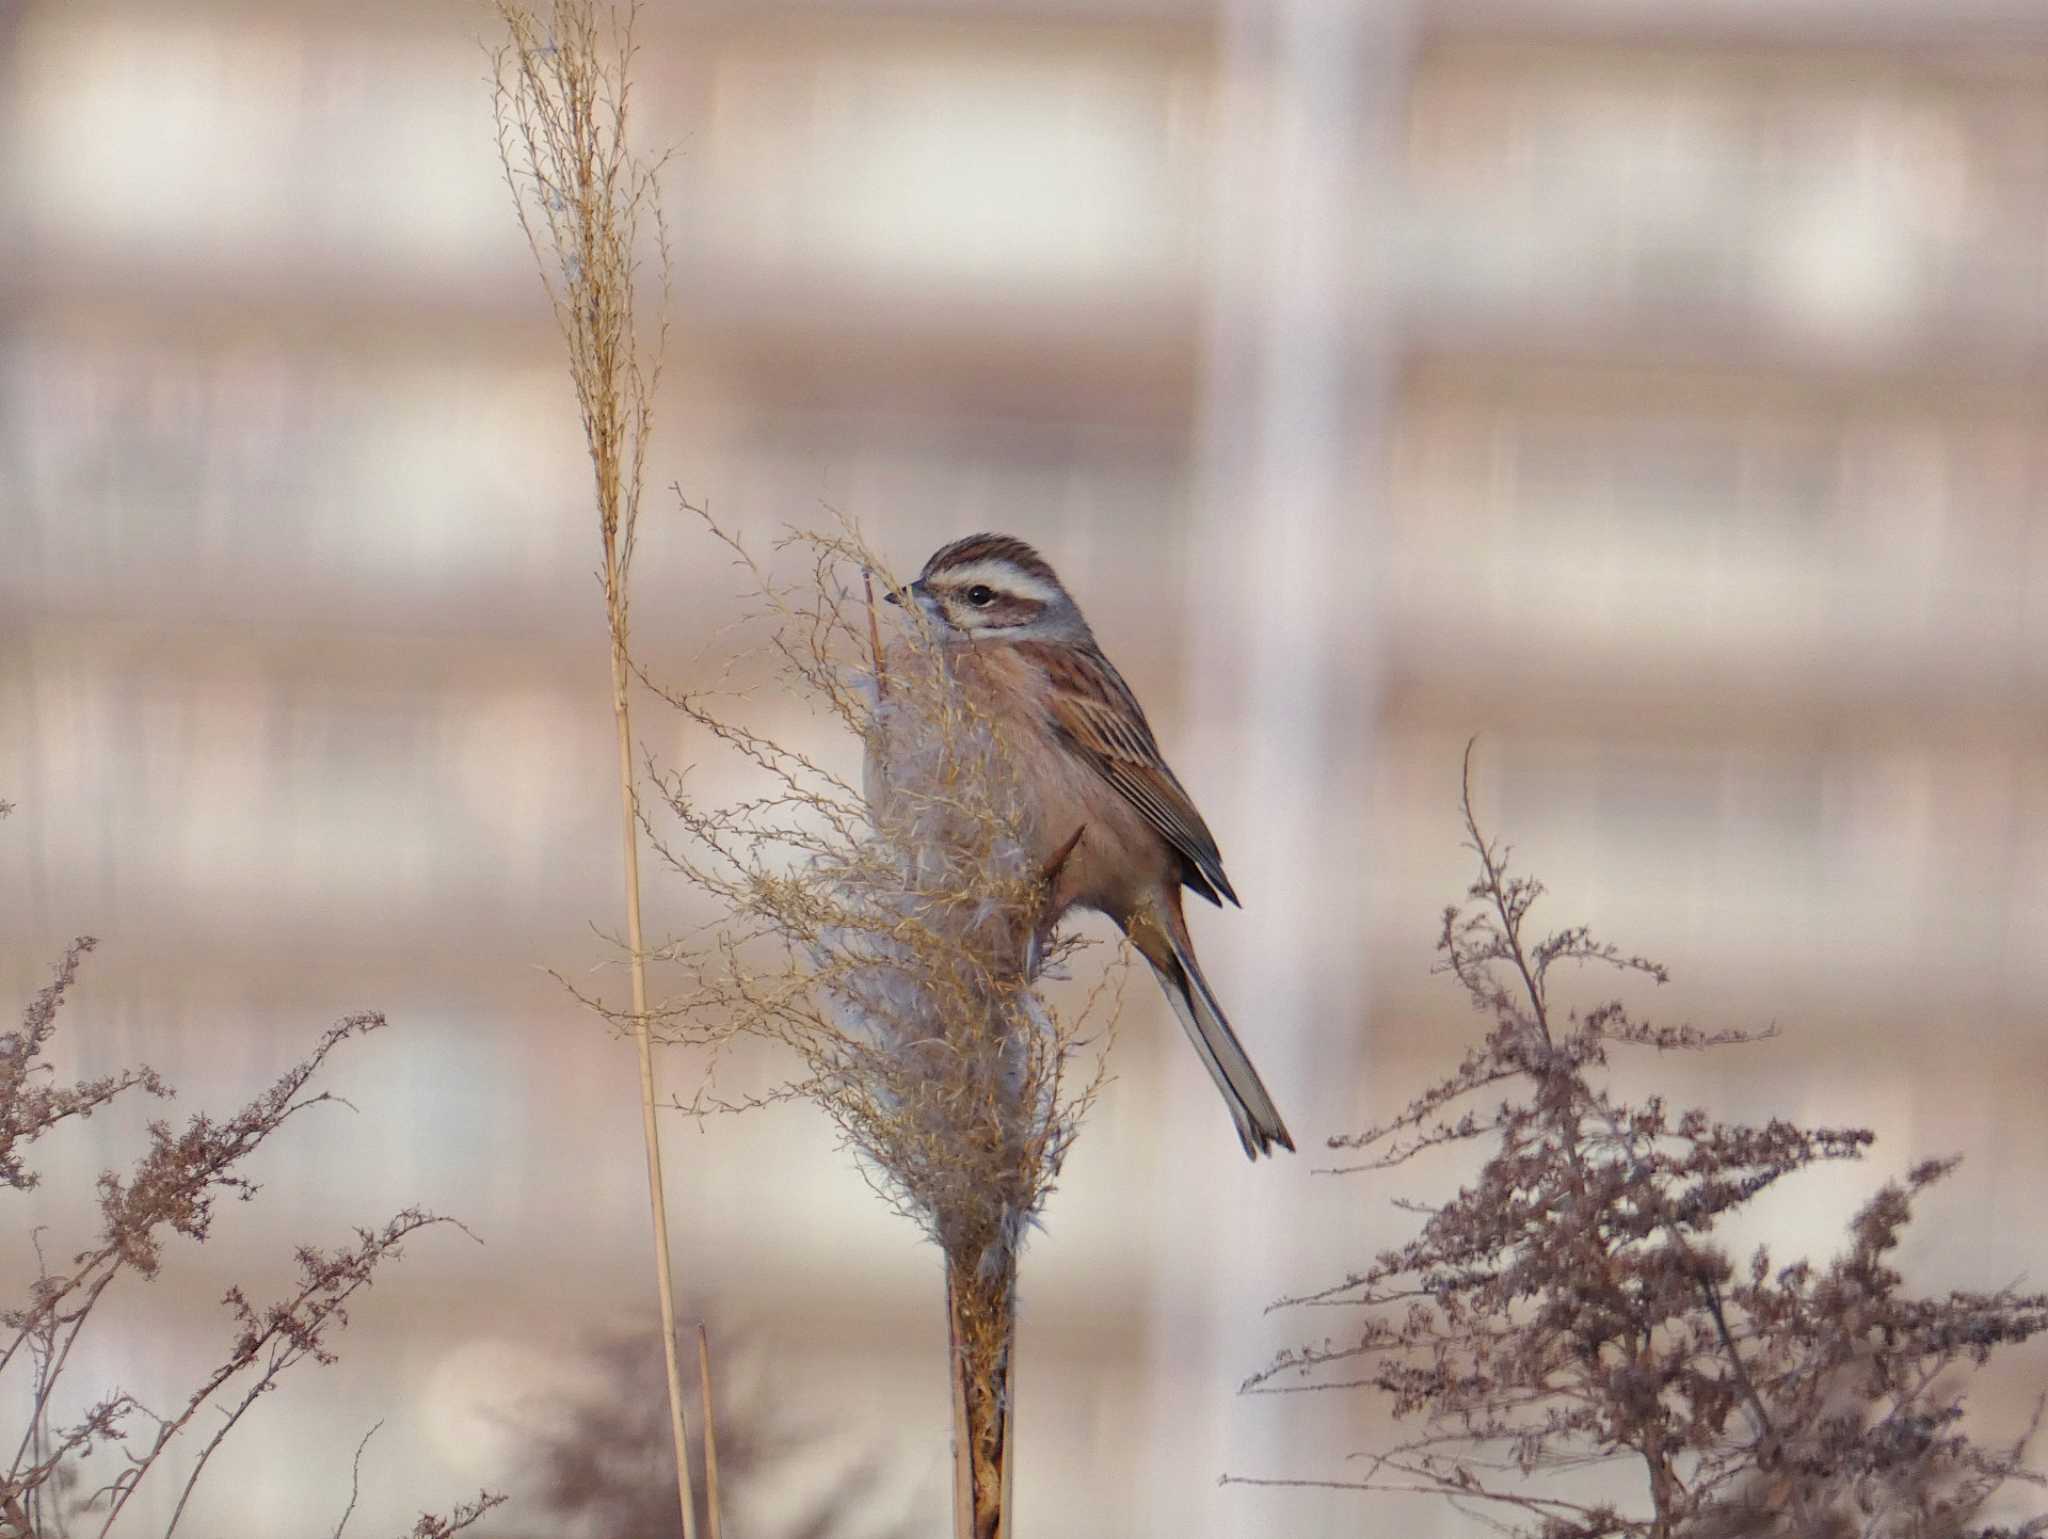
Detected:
left=1143, top=931, right=1294, bottom=1161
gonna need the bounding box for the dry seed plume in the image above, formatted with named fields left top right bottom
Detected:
left=618, top=520, right=1121, bottom=1537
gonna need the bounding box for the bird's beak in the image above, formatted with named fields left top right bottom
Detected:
left=884, top=579, right=927, bottom=609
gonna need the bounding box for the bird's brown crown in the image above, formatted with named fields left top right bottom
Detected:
left=920, top=533, right=1062, bottom=590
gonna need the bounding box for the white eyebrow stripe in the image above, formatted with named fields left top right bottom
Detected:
left=934, top=560, right=1060, bottom=605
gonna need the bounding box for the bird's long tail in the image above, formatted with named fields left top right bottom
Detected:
left=1129, top=895, right=1294, bottom=1160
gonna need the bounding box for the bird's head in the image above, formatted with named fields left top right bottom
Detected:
left=886, top=533, right=1092, bottom=645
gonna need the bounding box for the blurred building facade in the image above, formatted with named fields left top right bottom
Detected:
left=4, top=2, right=2045, bottom=1535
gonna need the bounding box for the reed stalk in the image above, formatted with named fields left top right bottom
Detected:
left=947, top=1260, right=1015, bottom=1537
left=695, top=1322, right=723, bottom=1539
left=490, top=5, right=696, bottom=1533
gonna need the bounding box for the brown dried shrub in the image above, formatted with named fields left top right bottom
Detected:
left=1234, top=749, right=2047, bottom=1539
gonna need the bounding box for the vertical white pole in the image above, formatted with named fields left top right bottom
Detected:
left=1137, top=1, right=1413, bottom=1532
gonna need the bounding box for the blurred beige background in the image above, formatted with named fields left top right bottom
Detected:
left=4, top=1, right=2047, bottom=1535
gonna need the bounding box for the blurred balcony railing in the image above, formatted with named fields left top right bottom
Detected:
left=1401, top=40, right=2048, bottom=364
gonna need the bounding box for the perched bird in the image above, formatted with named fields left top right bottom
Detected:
left=879, top=533, right=1293, bottom=1159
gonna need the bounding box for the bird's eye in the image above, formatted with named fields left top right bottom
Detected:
left=965, top=585, right=995, bottom=607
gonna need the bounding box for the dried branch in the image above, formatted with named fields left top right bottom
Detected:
left=1238, top=744, right=2048, bottom=1539
left=142, top=1212, right=466, bottom=1539
left=1, top=938, right=170, bottom=1193
left=396, top=1490, right=509, bottom=1539
left=1, top=935, right=490, bottom=1535
left=332, top=1420, right=384, bottom=1539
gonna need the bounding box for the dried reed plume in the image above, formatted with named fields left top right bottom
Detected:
left=609, top=522, right=1121, bottom=1537
left=489, top=4, right=699, bottom=1535
left=1231, top=747, right=2048, bottom=1538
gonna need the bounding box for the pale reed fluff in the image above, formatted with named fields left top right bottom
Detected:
left=828, top=607, right=1097, bottom=1536
left=634, top=527, right=1114, bottom=1261
left=822, top=652, right=1055, bottom=1269
left=624, top=525, right=1118, bottom=1535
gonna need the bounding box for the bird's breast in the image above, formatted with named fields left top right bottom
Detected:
left=947, top=643, right=1169, bottom=923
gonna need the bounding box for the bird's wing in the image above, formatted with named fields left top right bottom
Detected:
left=1025, top=641, right=1239, bottom=907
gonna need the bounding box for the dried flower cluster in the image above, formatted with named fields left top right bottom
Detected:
left=1, top=910, right=494, bottom=1537
left=1233, top=749, right=2048, bottom=1539
left=490, top=1324, right=911, bottom=1539
left=615, top=523, right=1120, bottom=1536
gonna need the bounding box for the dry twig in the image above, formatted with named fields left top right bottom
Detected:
left=0, top=938, right=485, bottom=1535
